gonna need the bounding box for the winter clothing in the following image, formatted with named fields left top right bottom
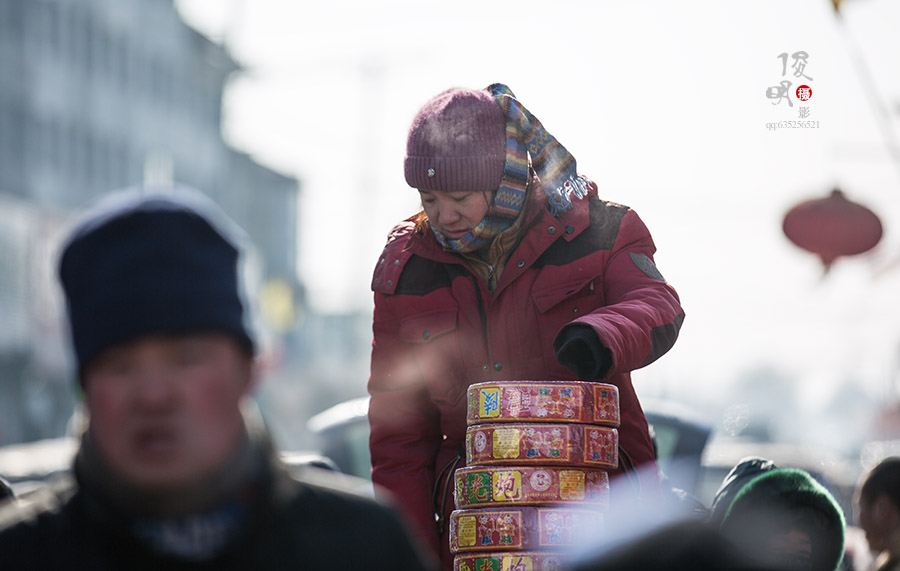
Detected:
left=59, top=188, right=255, bottom=374
left=490, top=83, right=592, bottom=216
left=404, top=87, right=506, bottom=194
left=711, top=457, right=845, bottom=571
left=0, top=424, right=435, bottom=570
left=407, top=84, right=596, bottom=255
left=708, top=456, right=779, bottom=526
left=15, top=184, right=435, bottom=570
left=370, top=112, right=684, bottom=569
left=555, top=323, right=614, bottom=380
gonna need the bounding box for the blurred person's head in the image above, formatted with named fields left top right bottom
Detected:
left=716, top=463, right=845, bottom=571
left=857, top=457, right=900, bottom=555
left=58, top=187, right=257, bottom=501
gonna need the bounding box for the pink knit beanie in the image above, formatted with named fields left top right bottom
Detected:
left=404, top=87, right=506, bottom=192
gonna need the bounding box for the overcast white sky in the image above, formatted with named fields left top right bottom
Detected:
left=174, top=0, right=900, bottom=417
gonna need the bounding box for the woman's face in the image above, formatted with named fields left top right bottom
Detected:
left=419, top=189, right=494, bottom=239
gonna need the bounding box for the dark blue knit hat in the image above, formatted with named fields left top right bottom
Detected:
left=59, top=187, right=256, bottom=376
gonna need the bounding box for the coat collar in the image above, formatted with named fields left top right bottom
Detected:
left=371, top=177, right=597, bottom=296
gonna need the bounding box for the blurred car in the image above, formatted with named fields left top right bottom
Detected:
left=306, top=396, right=373, bottom=480
left=0, top=436, right=79, bottom=497
left=640, top=398, right=714, bottom=498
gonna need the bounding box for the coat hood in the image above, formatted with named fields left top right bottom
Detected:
left=708, top=456, right=778, bottom=526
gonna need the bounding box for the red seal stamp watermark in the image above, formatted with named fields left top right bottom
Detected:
left=796, top=85, right=812, bottom=101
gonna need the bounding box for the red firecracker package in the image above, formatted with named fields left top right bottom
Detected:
left=453, top=551, right=567, bottom=571
left=467, top=381, right=619, bottom=427
left=449, top=506, right=603, bottom=553
left=466, top=423, right=618, bottom=470
left=454, top=465, right=610, bottom=509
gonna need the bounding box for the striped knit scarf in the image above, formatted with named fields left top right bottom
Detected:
left=432, top=83, right=591, bottom=253
left=489, top=83, right=592, bottom=217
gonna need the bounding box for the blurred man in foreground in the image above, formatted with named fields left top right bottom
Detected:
left=0, top=187, right=434, bottom=570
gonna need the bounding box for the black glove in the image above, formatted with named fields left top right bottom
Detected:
left=553, top=324, right=612, bottom=381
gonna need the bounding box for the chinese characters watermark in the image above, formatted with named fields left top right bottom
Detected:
left=767, top=80, right=794, bottom=107
left=765, top=50, right=819, bottom=128
left=778, top=51, right=814, bottom=81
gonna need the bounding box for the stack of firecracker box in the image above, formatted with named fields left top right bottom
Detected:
left=449, top=380, right=621, bottom=571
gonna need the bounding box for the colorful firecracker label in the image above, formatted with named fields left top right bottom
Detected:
left=449, top=507, right=602, bottom=553
left=585, top=426, right=618, bottom=468
left=454, top=466, right=610, bottom=509
left=450, top=509, right=523, bottom=552
left=592, top=384, right=619, bottom=426
left=467, top=381, right=619, bottom=427
left=453, top=552, right=567, bottom=571
left=466, top=424, right=618, bottom=469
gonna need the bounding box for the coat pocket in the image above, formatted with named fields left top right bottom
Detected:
left=532, top=271, right=600, bottom=314
left=398, top=308, right=458, bottom=344
left=398, top=309, right=463, bottom=406
left=530, top=273, right=602, bottom=371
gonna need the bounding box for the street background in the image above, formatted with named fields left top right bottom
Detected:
left=177, top=0, right=900, bottom=454
left=1, top=0, right=899, bottom=506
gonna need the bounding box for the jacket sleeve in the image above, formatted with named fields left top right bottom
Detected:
left=567, top=209, right=684, bottom=377
left=367, top=292, right=444, bottom=557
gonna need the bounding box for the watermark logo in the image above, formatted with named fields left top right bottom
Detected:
left=779, top=51, right=814, bottom=81
left=766, top=80, right=794, bottom=107
left=765, top=50, right=820, bottom=131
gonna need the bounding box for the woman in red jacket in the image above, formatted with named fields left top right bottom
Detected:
left=368, top=83, right=685, bottom=568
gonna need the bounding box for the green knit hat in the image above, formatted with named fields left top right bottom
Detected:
left=719, top=468, right=845, bottom=571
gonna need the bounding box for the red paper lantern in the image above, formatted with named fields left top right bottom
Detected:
left=782, top=188, right=883, bottom=271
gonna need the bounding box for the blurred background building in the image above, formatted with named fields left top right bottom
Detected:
left=0, top=0, right=366, bottom=450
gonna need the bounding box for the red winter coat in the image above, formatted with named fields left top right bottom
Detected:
left=368, top=180, right=684, bottom=566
